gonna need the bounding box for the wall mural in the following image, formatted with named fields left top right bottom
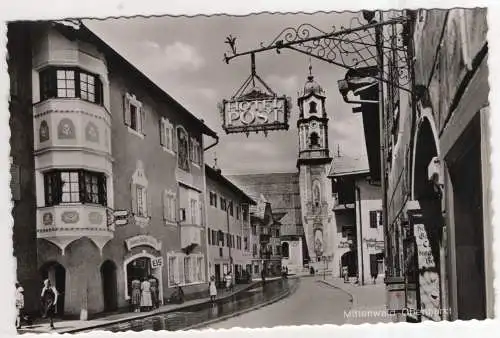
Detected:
left=85, top=122, right=100, bottom=143
left=39, top=120, right=50, bottom=143
left=57, top=118, right=76, bottom=139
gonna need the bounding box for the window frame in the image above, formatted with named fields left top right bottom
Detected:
left=39, top=67, right=103, bottom=105
left=43, top=169, right=107, bottom=207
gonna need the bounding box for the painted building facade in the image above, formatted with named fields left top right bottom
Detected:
left=340, top=9, right=491, bottom=322
left=205, top=165, right=254, bottom=286
left=28, top=21, right=217, bottom=318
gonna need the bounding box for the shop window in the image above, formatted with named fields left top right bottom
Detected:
left=44, top=170, right=107, bottom=206
left=39, top=67, right=103, bottom=104
left=168, top=257, right=176, bottom=285
left=176, top=126, right=190, bottom=171
left=160, top=117, right=174, bottom=152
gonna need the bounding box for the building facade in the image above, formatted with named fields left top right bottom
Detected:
left=205, top=165, right=254, bottom=286
left=26, top=21, right=217, bottom=318
left=8, top=22, right=40, bottom=315
left=340, top=9, right=491, bottom=321
left=229, top=173, right=305, bottom=275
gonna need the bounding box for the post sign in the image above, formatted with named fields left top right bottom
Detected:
left=114, top=209, right=129, bottom=226
left=221, top=92, right=291, bottom=135
left=151, top=257, right=163, bottom=269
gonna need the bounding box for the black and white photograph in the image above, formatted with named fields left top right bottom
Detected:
left=5, top=2, right=495, bottom=335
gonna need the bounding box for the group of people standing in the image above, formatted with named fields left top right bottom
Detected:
left=16, top=279, right=59, bottom=330
left=130, top=276, right=160, bottom=312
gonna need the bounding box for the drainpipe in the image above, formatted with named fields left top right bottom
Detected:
left=356, top=183, right=365, bottom=286
left=204, top=135, right=219, bottom=152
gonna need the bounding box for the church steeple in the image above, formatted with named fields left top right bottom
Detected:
left=297, top=61, right=331, bottom=166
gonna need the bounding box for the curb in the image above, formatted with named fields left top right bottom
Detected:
left=61, top=281, right=264, bottom=334
left=183, top=279, right=301, bottom=330
left=318, top=279, right=355, bottom=308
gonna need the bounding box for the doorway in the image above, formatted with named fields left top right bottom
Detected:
left=448, top=115, right=486, bottom=320
left=214, top=264, right=221, bottom=286
left=40, top=261, right=66, bottom=316
left=100, top=260, right=118, bottom=312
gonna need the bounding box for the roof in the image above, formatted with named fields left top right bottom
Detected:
left=52, top=20, right=217, bottom=139
left=328, top=153, right=370, bottom=177
left=205, top=165, right=256, bottom=205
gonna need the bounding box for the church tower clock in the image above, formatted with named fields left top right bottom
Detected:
left=297, top=63, right=334, bottom=269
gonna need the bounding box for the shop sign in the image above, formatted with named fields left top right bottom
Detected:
left=365, top=238, right=385, bottom=250
left=125, top=235, right=162, bottom=251
left=151, top=257, right=163, bottom=269
left=221, top=95, right=290, bottom=135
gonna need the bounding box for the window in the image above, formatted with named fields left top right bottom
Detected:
left=228, top=201, right=233, bottom=216
left=197, top=257, right=203, bottom=281
left=237, top=236, right=242, bottom=250
left=177, top=127, right=190, bottom=171
left=211, top=230, right=217, bottom=245
left=160, top=118, right=174, bottom=151
left=252, top=225, right=257, bottom=236
left=370, top=210, right=383, bottom=228
left=209, top=192, right=218, bottom=207
left=244, top=237, right=248, bottom=251
left=218, top=230, right=224, bottom=246
left=276, top=245, right=281, bottom=256
left=220, top=197, right=226, bottom=211
left=184, top=257, right=191, bottom=284
left=136, top=186, right=147, bottom=217
left=190, top=137, right=201, bottom=166
left=190, top=198, right=198, bottom=224
left=163, top=191, right=176, bottom=222
left=168, top=257, right=176, bottom=285
left=236, top=205, right=240, bottom=220
left=242, top=204, right=249, bottom=221
left=226, top=233, right=231, bottom=247
left=309, top=132, right=319, bottom=147
left=44, top=170, right=107, bottom=206
left=309, top=101, right=317, bottom=115
left=252, top=244, right=257, bottom=256
left=39, top=67, right=103, bottom=104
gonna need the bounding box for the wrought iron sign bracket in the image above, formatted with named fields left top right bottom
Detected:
left=223, top=11, right=415, bottom=94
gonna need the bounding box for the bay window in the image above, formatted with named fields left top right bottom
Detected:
left=44, top=170, right=107, bottom=206
left=39, top=67, right=103, bottom=104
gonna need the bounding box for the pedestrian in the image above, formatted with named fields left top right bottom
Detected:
left=225, top=272, right=232, bottom=292
left=130, top=278, right=141, bottom=312
left=140, top=277, right=152, bottom=311
left=15, top=282, right=24, bottom=329
left=261, top=269, right=266, bottom=285
left=149, top=275, right=158, bottom=309
left=342, top=266, right=349, bottom=283
left=209, top=276, right=217, bottom=302
left=40, top=279, right=58, bottom=330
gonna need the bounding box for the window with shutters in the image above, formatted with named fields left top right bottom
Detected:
left=131, top=160, right=150, bottom=226
left=163, top=190, right=176, bottom=223
left=228, top=201, right=234, bottom=216
left=43, top=170, right=107, bottom=206
left=123, top=93, right=145, bottom=137
left=212, top=230, right=217, bottom=246
left=190, top=198, right=198, bottom=224
left=160, top=117, right=175, bottom=153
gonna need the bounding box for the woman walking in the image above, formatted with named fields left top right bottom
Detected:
left=40, top=279, right=58, bottom=330
left=140, top=277, right=152, bottom=311
left=209, top=276, right=217, bottom=302
left=130, top=278, right=141, bottom=312
left=15, top=282, right=24, bottom=329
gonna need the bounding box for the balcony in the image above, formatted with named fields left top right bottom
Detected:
left=37, top=204, right=114, bottom=255
left=181, top=224, right=202, bottom=252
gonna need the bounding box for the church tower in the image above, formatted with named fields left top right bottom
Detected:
left=297, top=63, right=334, bottom=269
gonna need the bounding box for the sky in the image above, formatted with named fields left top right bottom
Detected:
left=84, top=12, right=370, bottom=175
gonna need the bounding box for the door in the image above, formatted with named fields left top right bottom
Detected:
left=101, top=260, right=118, bottom=312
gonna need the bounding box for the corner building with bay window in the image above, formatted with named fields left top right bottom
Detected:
left=31, top=21, right=217, bottom=318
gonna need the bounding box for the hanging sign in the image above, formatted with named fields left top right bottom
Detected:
left=125, top=235, right=162, bottom=251
left=221, top=91, right=291, bottom=135
left=151, top=257, right=163, bottom=269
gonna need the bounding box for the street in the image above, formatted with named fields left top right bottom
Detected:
left=204, top=277, right=352, bottom=328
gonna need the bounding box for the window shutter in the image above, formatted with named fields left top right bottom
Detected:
left=199, top=199, right=203, bottom=226
left=140, top=107, right=146, bottom=135
left=123, top=95, right=131, bottom=126
left=146, top=189, right=152, bottom=217
left=174, top=257, right=180, bottom=284
left=10, top=163, right=20, bottom=201
left=159, top=119, right=165, bottom=146
left=131, top=183, right=138, bottom=214
left=162, top=190, right=168, bottom=220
